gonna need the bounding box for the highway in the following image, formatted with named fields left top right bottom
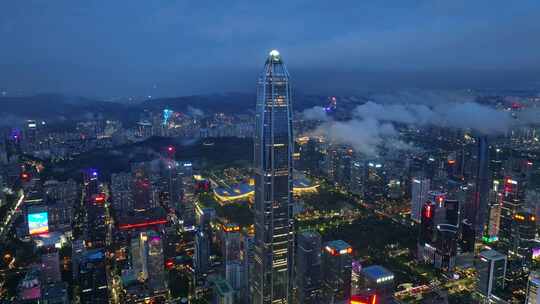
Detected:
left=0, top=191, right=25, bottom=241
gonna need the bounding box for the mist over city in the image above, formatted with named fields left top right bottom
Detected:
left=1, top=1, right=540, bottom=304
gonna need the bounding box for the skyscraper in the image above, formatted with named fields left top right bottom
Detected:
left=322, top=240, right=353, bottom=302
left=474, top=136, right=490, bottom=237
left=477, top=249, right=507, bottom=300
left=526, top=271, right=540, bottom=304
left=296, top=231, right=323, bottom=304
left=411, top=177, right=430, bottom=222
left=252, top=50, right=294, bottom=304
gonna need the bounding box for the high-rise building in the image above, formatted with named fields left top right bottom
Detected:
left=461, top=219, right=475, bottom=253
left=477, top=250, right=507, bottom=300
left=40, top=251, right=61, bottom=284
left=322, top=240, right=353, bottom=303
left=351, top=260, right=363, bottom=297
left=411, top=178, right=430, bottom=222
left=252, top=50, right=294, bottom=304
left=474, top=136, right=490, bottom=237
left=511, top=211, right=536, bottom=266
left=418, top=201, right=436, bottom=263
left=526, top=271, right=540, bottom=304
left=359, top=265, right=395, bottom=304
left=295, top=231, right=323, bottom=304
left=213, top=278, right=235, bottom=304
left=130, top=230, right=165, bottom=290
left=194, top=230, right=210, bottom=277
left=433, top=224, right=458, bottom=272
left=147, top=231, right=166, bottom=290
left=499, top=176, right=524, bottom=251
left=484, top=190, right=502, bottom=243
left=241, top=234, right=255, bottom=304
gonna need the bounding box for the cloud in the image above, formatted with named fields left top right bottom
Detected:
left=304, top=90, right=540, bottom=156
left=301, top=106, right=329, bottom=121
left=353, top=100, right=516, bottom=134
left=311, top=118, right=406, bottom=156
left=187, top=106, right=204, bottom=117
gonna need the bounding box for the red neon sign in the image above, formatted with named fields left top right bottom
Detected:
left=94, top=193, right=106, bottom=203
left=118, top=219, right=168, bottom=230
left=424, top=204, right=433, bottom=219
left=350, top=294, right=377, bottom=304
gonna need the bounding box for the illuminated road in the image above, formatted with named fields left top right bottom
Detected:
left=0, top=191, right=25, bottom=241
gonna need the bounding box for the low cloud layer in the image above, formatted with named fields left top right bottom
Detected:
left=353, top=101, right=515, bottom=134
left=303, top=94, right=540, bottom=156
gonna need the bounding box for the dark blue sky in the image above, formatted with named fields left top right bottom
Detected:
left=1, top=0, right=539, bottom=97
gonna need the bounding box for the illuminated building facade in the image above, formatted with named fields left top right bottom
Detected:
left=418, top=201, right=436, bottom=263
left=295, top=231, right=323, bottom=304
left=252, top=50, right=294, bottom=304
left=322, top=240, right=353, bottom=302
left=411, top=177, right=430, bottom=222
left=526, top=272, right=540, bottom=304
left=474, top=136, right=490, bottom=236
left=477, top=249, right=507, bottom=300
left=499, top=176, right=524, bottom=250
left=359, top=265, right=395, bottom=304
left=511, top=211, right=536, bottom=266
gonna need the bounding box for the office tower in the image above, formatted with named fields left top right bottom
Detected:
left=433, top=224, right=458, bottom=272
left=41, top=282, right=69, bottom=304
left=350, top=160, right=365, bottom=197
left=131, top=233, right=149, bottom=281
left=40, top=251, right=61, bottom=284
left=222, top=223, right=242, bottom=262
left=295, top=231, right=323, bottom=304
left=72, top=239, right=86, bottom=280
left=512, top=212, right=536, bottom=266
left=444, top=199, right=460, bottom=226
left=133, top=174, right=151, bottom=212
left=474, top=136, right=490, bottom=237
left=194, top=230, right=210, bottom=276
left=83, top=168, right=99, bottom=197
left=130, top=231, right=165, bottom=290
left=461, top=219, right=475, bottom=253
left=526, top=271, right=540, bottom=304
left=477, top=250, right=507, bottom=300
left=241, top=234, right=255, bottom=304
left=322, top=240, right=353, bottom=303
left=427, top=190, right=447, bottom=225
left=418, top=201, right=436, bottom=263
left=411, top=177, right=430, bottom=222
left=351, top=260, right=363, bottom=297
left=226, top=260, right=244, bottom=297
left=484, top=190, right=502, bottom=243
left=213, top=278, right=235, bottom=304
left=79, top=250, right=108, bottom=304
left=499, top=176, right=524, bottom=251
left=359, top=265, right=395, bottom=304
left=252, top=50, right=294, bottom=304
left=147, top=231, right=166, bottom=290
left=111, top=172, right=133, bottom=214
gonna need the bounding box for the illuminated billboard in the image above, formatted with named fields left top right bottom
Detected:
left=28, top=212, right=49, bottom=235
left=533, top=248, right=540, bottom=260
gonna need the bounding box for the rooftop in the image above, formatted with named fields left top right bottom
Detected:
left=325, top=240, right=351, bottom=251
left=362, top=265, right=395, bottom=280
left=480, top=249, right=506, bottom=260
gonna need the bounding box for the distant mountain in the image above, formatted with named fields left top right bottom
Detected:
left=143, top=92, right=333, bottom=114
left=0, top=92, right=348, bottom=127
left=0, top=94, right=140, bottom=125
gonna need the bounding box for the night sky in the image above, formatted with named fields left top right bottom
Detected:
left=1, top=1, right=540, bottom=97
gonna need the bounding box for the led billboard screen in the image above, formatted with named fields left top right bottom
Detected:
left=28, top=212, right=49, bottom=235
